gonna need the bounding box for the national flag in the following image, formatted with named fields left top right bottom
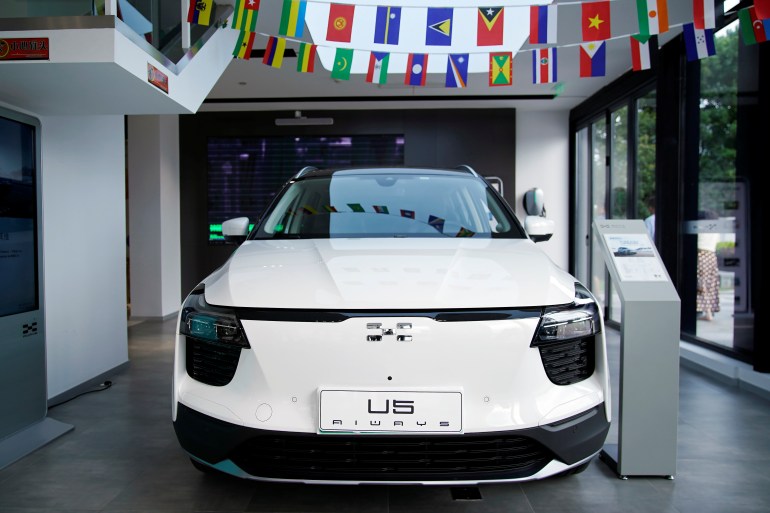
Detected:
left=400, top=209, right=415, bottom=219
left=405, top=53, right=428, bottom=86
left=489, top=52, right=512, bottom=86
left=262, top=36, right=285, bottom=68
left=630, top=34, right=652, bottom=71
left=738, top=7, right=769, bottom=45
left=373, top=205, right=389, bottom=214
left=580, top=42, right=606, bottom=77
left=327, top=3, right=355, bottom=42
left=426, top=7, right=453, bottom=46
left=297, top=42, right=316, bottom=73
left=478, top=7, right=504, bottom=46
left=636, top=0, right=668, bottom=36
left=366, top=52, right=390, bottom=84
left=529, top=5, right=557, bottom=45
left=445, top=54, right=469, bottom=88
left=279, top=0, right=307, bottom=38
left=755, top=0, right=770, bottom=21
left=232, top=0, right=260, bottom=32
left=582, top=1, right=611, bottom=41
left=374, top=6, right=401, bottom=45
left=233, top=30, right=256, bottom=60
left=693, top=0, right=715, bottom=30
left=456, top=227, right=475, bottom=238
left=348, top=203, right=365, bottom=212
left=532, top=47, right=557, bottom=84
left=683, top=22, right=716, bottom=61
left=187, top=0, right=213, bottom=26
left=428, top=215, right=445, bottom=233
left=331, top=47, right=354, bottom=80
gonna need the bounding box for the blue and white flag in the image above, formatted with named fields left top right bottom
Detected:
left=683, top=22, right=715, bottom=61
left=445, top=54, right=469, bottom=88
left=374, top=6, right=401, bottom=45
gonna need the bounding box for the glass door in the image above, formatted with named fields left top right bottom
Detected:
left=606, top=105, right=629, bottom=322
left=685, top=20, right=749, bottom=353
left=576, top=89, right=656, bottom=322
left=589, top=118, right=607, bottom=309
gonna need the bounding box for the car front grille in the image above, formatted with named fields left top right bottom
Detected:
left=537, top=336, right=595, bottom=385
left=230, top=433, right=554, bottom=481
left=186, top=337, right=241, bottom=386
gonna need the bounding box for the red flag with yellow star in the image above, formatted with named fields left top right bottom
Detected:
left=582, top=1, right=611, bottom=41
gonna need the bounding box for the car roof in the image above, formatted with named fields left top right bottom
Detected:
left=292, top=166, right=481, bottom=180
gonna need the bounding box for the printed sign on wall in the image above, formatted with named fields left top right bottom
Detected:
left=0, top=38, right=49, bottom=61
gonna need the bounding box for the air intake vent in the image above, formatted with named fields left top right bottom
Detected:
left=537, top=336, right=595, bottom=385
left=186, top=337, right=241, bottom=386
left=230, top=433, right=554, bottom=481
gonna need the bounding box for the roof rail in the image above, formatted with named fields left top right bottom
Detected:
left=456, top=164, right=480, bottom=177
left=293, top=166, right=318, bottom=179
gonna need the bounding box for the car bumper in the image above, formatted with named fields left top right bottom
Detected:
left=174, top=401, right=610, bottom=484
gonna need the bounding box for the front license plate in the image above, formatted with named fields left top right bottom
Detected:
left=319, top=390, right=462, bottom=433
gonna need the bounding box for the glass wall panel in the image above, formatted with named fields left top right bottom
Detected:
left=574, top=128, right=590, bottom=286
left=636, top=91, right=657, bottom=241
left=607, top=106, right=628, bottom=322
left=609, top=106, right=629, bottom=220
left=2, top=1, right=92, bottom=17
left=4, top=1, right=198, bottom=62
left=590, top=119, right=607, bottom=308
left=691, top=21, right=741, bottom=349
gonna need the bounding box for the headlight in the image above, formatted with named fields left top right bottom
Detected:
left=532, top=283, right=601, bottom=346
left=179, top=286, right=249, bottom=348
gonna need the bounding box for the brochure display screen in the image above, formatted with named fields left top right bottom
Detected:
left=0, top=114, right=38, bottom=318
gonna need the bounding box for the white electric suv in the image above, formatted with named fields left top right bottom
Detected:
left=173, top=166, right=610, bottom=484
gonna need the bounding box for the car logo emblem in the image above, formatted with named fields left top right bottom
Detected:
left=367, top=323, right=412, bottom=342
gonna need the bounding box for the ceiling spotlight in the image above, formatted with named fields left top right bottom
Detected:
left=275, top=110, right=334, bottom=126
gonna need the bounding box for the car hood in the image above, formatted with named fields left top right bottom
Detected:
left=202, top=238, right=577, bottom=310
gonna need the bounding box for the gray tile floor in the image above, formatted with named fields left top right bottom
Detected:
left=1, top=319, right=769, bottom=513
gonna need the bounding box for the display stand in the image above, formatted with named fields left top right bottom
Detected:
left=0, top=307, right=73, bottom=469
left=0, top=108, right=73, bottom=470
left=594, top=219, right=680, bottom=479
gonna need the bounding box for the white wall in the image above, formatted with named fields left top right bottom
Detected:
left=40, top=115, right=128, bottom=399
left=515, top=110, right=570, bottom=270
left=127, top=115, right=181, bottom=318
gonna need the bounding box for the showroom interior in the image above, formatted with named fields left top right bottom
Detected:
left=1, top=0, right=768, bottom=511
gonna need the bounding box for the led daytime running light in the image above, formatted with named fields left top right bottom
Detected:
left=534, top=283, right=600, bottom=345
left=539, top=310, right=595, bottom=342
left=179, top=288, right=249, bottom=348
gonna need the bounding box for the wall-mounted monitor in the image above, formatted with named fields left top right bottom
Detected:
left=206, top=134, right=405, bottom=242
left=0, top=114, right=38, bottom=318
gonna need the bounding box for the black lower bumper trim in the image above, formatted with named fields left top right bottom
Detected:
left=173, top=402, right=609, bottom=481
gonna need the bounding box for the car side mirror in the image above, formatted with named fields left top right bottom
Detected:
left=525, top=215, right=554, bottom=243
left=222, top=217, right=250, bottom=245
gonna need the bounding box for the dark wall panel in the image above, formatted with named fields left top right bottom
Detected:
left=178, top=109, right=516, bottom=298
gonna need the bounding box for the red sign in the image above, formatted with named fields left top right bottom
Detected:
left=0, top=38, right=49, bottom=61
left=147, top=63, right=169, bottom=94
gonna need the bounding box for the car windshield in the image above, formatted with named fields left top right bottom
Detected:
left=252, top=172, right=526, bottom=239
